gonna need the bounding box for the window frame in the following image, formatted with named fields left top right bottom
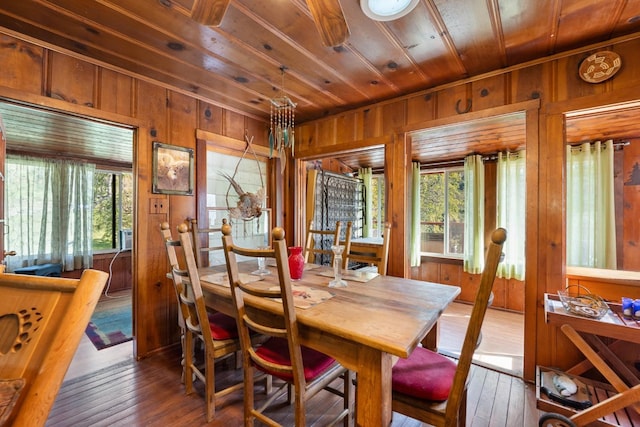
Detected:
left=419, top=166, right=465, bottom=259
left=92, top=168, right=133, bottom=253
left=370, top=174, right=385, bottom=237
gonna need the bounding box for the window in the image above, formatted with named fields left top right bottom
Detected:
left=370, top=174, right=385, bottom=237
left=420, top=168, right=465, bottom=257
left=566, top=141, right=616, bottom=269
left=5, top=157, right=133, bottom=272
left=5, top=155, right=96, bottom=271
left=92, top=170, right=133, bottom=251
left=203, top=147, right=269, bottom=266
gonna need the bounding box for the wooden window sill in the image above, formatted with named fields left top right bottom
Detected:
left=566, top=266, right=640, bottom=287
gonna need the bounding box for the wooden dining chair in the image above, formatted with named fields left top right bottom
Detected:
left=345, top=222, right=391, bottom=275
left=160, top=222, right=243, bottom=422
left=391, top=227, right=507, bottom=427
left=188, top=217, right=227, bottom=267
left=304, top=220, right=352, bottom=268
left=221, top=224, right=354, bottom=427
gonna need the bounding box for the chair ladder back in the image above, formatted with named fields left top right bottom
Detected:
left=160, top=222, right=180, bottom=268
left=303, top=220, right=342, bottom=265
left=444, top=227, right=506, bottom=425
left=378, top=222, right=392, bottom=275
left=341, top=221, right=353, bottom=270
left=222, top=225, right=304, bottom=383
left=346, top=222, right=391, bottom=275
left=177, top=224, right=212, bottom=345
left=160, top=223, right=190, bottom=327
left=222, top=225, right=352, bottom=426
left=189, top=217, right=227, bottom=267
left=161, top=222, right=245, bottom=423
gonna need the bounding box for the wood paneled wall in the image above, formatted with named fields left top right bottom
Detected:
left=295, top=35, right=640, bottom=381
left=0, top=33, right=270, bottom=359
left=61, top=252, right=132, bottom=293
left=411, top=258, right=525, bottom=312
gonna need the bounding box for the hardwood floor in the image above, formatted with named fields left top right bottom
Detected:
left=63, top=291, right=133, bottom=382
left=49, top=295, right=540, bottom=426
left=438, top=302, right=525, bottom=378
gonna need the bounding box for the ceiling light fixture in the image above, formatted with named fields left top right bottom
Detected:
left=361, top=0, right=419, bottom=21
left=269, top=66, right=296, bottom=172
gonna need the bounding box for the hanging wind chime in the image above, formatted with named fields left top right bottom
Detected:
left=269, top=65, right=296, bottom=173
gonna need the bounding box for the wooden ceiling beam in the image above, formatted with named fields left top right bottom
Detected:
left=191, top=0, right=230, bottom=26
left=306, top=0, right=350, bottom=47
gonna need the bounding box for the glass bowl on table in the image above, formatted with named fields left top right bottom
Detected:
left=557, top=285, right=609, bottom=319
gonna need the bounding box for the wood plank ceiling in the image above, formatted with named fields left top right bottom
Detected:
left=0, top=102, right=134, bottom=167
left=0, top=0, right=639, bottom=169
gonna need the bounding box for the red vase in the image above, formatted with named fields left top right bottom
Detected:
left=288, top=246, right=304, bottom=280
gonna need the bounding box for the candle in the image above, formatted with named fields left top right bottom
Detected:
left=622, top=297, right=633, bottom=319
left=633, top=299, right=640, bottom=320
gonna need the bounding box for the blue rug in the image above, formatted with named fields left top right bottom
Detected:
left=85, top=304, right=132, bottom=350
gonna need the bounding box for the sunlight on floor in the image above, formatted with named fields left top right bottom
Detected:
left=438, top=303, right=524, bottom=377
left=474, top=353, right=519, bottom=371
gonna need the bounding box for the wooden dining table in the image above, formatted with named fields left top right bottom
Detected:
left=198, top=262, right=461, bottom=426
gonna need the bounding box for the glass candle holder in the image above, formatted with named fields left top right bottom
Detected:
left=622, top=297, right=633, bottom=319
left=251, top=246, right=271, bottom=276
left=633, top=299, right=640, bottom=320
left=328, top=245, right=347, bottom=288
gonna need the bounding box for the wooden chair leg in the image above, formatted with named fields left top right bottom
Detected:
left=235, top=350, right=242, bottom=369
left=459, top=389, right=467, bottom=427
left=184, top=331, right=195, bottom=394
left=343, top=370, right=355, bottom=427
left=179, top=329, right=186, bottom=384
left=265, top=374, right=272, bottom=395
left=205, top=349, right=215, bottom=422
left=287, top=383, right=294, bottom=405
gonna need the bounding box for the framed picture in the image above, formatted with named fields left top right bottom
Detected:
left=152, top=141, right=194, bottom=195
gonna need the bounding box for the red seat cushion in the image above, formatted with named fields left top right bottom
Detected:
left=207, top=312, right=238, bottom=340
left=255, top=337, right=336, bottom=382
left=392, top=347, right=457, bottom=401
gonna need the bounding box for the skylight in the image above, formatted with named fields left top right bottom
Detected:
left=360, top=0, right=419, bottom=21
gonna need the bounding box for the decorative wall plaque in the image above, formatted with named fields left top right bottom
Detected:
left=579, top=51, right=621, bottom=83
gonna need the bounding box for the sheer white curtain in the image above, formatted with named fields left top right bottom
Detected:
left=358, top=167, right=373, bottom=238
left=496, top=150, right=526, bottom=280
left=410, top=162, right=421, bottom=267
left=566, top=140, right=616, bottom=269
left=5, top=155, right=95, bottom=271
left=463, top=155, right=484, bottom=273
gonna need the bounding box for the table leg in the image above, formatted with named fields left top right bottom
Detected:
left=421, top=320, right=439, bottom=351
left=356, top=347, right=393, bottom=426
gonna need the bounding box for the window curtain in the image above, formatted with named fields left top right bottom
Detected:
left=410, top=162, right=421, bottom=267
left=358, top=167, right=373, bottom=238
left=5, top=155, right=95, bottom=272
left=566, top=140, right=616, bottom=269
left=496, top=150, right=526, bottom=280
left=463, top=155, right=485, bottom=273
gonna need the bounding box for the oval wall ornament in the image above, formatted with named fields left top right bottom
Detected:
left=579, top=51, right=622, bottom=83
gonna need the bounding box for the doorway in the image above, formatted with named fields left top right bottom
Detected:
left=0, top=101, right=135, bottom=367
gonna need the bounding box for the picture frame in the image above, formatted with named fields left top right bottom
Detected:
left=152, top=141, right=194, bottom=195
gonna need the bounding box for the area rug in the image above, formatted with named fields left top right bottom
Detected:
left=85, top=304, right=133, bottom=350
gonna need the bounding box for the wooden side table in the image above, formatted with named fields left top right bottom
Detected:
left=537, top=294, right=640, bottom=426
